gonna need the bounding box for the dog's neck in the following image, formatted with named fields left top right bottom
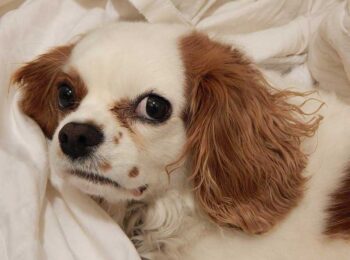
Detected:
left=99, top=167, right=216, bottom=259
left=114, top=164, right=204, bottom=259
left=123, top=188, right=206, bottom=259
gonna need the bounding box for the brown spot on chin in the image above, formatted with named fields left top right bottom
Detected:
left=128, top=167, right=139, bottom=178
left=100, top=161, right=112, bottom=172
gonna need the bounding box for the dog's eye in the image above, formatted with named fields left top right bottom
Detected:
left=58, top=83, right=75, bottom=109
left=136, top=94, right=171, bottom=122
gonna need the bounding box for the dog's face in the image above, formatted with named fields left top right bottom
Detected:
left=14, top=24, right=189, bottom=202
left=13, top=22, right=320, bottom=234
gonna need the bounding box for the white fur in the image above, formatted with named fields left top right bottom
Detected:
left=49, top=23, right=350, bottom=259
left=50, top=23, right=189, bottom=203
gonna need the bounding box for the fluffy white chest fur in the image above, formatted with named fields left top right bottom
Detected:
left=12, top=22, right=350, bottom=259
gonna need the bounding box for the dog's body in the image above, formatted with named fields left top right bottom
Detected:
left=13, top=22, right=350, bottom=259
left=122, top=89, right=350, bottom=260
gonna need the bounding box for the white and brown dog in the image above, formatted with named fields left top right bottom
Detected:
left=12, top=22, right=350, bottom=259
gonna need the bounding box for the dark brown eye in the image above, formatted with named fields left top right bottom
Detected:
left=136, top=94, right=171, bottom=123
left=58, top=83, right=75, bottom=109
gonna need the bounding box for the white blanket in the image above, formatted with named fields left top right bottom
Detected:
left=1, top=0, right=349, bottom=259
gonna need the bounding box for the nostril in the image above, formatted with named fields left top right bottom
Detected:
left=78, top=135, right=87, bottom=146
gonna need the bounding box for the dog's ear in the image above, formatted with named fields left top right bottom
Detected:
left=12, top=45, right=75, bottom=138
left=180, top=33, right=321, bottom=234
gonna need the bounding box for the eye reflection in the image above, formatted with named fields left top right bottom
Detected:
left=58, top=83, right=75, bottom=109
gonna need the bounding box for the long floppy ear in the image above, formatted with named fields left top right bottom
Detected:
left=180, top=33, right=321, bottom=234
left=12, top=45, right=83, bottom=138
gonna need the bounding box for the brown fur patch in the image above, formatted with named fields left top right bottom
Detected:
left=128, top=167, right=139, bottom=178
left=111, top=100, right=144, bottom=147
left=324, top=165, right=350, bottom=238
left=100, top=160, right=112, bottom=172
left=179, top=32, right=321, bottom=234
left=111, top=99, right=135, bottom=133
left=12, top=45, right=87, bottom=138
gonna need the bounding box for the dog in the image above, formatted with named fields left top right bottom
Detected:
left=12, top=22, right=350, bottom=259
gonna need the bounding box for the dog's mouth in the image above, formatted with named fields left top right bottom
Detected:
left=69, top=169, right=148, bottom=197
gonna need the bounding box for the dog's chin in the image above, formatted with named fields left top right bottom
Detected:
left=54, top=167, right=149, bottom=203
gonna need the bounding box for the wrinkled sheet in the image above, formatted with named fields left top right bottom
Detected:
left=1, top=0, right=350, bottom=259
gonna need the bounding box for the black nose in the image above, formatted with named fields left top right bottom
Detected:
left=58, top=122, right=103, bottom=160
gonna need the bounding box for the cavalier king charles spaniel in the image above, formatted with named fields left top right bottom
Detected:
left=12, top=22, right=350, bottom=259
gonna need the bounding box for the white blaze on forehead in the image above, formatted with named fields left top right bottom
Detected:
left=68, top=22, right=190, bottom=116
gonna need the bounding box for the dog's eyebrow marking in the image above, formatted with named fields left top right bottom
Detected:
left=111, top=98, right=135, bottom=133
left=128, top=167, right=139, bottom=178
left=110, top=98, right=145, bottom=148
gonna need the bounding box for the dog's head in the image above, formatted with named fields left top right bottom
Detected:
left=13, top=22, right=320, bottom=234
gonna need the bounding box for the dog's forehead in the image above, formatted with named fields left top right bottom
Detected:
left=67, top=23, right=189, bottom=104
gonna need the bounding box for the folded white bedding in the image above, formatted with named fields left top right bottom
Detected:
left=1, top=0, right=349, bottom=259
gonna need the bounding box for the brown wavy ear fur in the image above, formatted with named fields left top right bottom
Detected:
left=12, top=45, right=86, bottom=138
left=179, top=33, right=321, bottom=234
